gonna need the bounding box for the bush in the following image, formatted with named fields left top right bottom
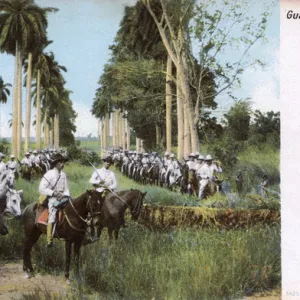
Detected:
left=66, top=144, right=101, bottom=166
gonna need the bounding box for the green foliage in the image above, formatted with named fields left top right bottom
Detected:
left=224, top=100, right=252, bottom=141
left=66, top=144, right=101, bottom=166
left=0, top=138, right=9, bottom=155
left=249, top=110, right=280, bottom=149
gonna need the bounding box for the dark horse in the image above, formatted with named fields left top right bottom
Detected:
left=22, top=190, right=103, bottom=282
left=203, top=179, right=222, bottom=199
left=0, top=213, right=8, bottom=235
left=96, top=189, right=147, bottom=241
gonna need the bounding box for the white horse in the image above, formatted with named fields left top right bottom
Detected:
left=0, top=171, right=22, bottom=218
left=168, top=168, right=182, bottom=189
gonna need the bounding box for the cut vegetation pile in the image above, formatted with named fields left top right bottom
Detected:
left=139, top=205, right=280, bottom=230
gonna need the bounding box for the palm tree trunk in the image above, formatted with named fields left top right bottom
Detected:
left=36, top=69, right=41, bottom=150
left=136, top=137, right=140, bottom=154
left=24, top=52, right=32, bottom=153
left=166, top=54, right=172, bottom=153
left=111, top=112, right=115, bottom=148
left=44, top=107, right=49, bottom=147
left=49, top=118, right=53, bottom=148
left=54, top=114, right=59, bottom=149
left=106, top=113, right=110, bottom=148
left=97, top=118, right=101, bottom=145
left=126, top=119, right=130, bottom=150
left=12, top=41, right=19, bottom=156
left=17, top=47, right=23, bottom=157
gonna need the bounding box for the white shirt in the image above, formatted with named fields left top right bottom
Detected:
left=33, top=155, right=40, bottom=165
left=7, top=160, right=18, bottom=170
left=197, top=163, right=222, bottom=179
left=21, top=157, right=32, bottom=167
left=0, top=161, right=6, bottom=173
left=39, top=168, right=70, bottom=197
left=167, top=160, right=180, bottom=172
left=89, top=167, right=118, bottom=192
left=187, top=160, right=197, bottom=171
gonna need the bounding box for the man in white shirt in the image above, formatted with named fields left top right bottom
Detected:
left=21, top=152, right=32, bottom=168
left=197, top=154, right=222, bottom=199
left=89, top=155, right=118, bottom=194
left=0, top=153, right=7, bottom=174
left=39, top=153, right=70, bottom=247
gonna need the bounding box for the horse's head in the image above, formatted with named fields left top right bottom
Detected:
left=0, top=214, right=8, bottom=236
left=131, top=190, right=147, bottom=220
left=5, top=189, right=22, bottom=219
left=86, top=190, right=103, bottom=227
left=7, top=170, right=15, bottom=188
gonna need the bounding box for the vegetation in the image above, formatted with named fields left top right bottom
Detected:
left=0, top=146, right=280, bottom=298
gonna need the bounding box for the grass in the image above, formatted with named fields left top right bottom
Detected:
left=0, top=152, right=281, bottom=299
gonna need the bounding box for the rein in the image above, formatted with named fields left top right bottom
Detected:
left=104, top=188, right=142, bottom=216
left=62, top=194, right=101, bottom=233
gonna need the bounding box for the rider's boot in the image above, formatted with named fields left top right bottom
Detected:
left=47, top=223, right=53, bottom=248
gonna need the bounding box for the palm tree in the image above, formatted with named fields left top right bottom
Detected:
left=0, top=76, right=11, bottom=138
left=0, top=0, right=55, bottom=157
left=0, top=76, right=11, bottom=103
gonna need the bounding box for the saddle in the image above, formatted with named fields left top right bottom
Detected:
left=35, top=204, right=63, bottom=226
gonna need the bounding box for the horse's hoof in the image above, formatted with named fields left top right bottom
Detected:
left=24, top=272, right=31, bottom=279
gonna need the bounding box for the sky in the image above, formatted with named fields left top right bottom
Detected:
left=0, top=0, right=279, bottom=138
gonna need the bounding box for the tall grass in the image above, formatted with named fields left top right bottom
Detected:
left=0, top=159, right=281, bottom=299
left=30, top=223, right=280, bottom=300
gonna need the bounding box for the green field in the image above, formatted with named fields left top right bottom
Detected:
left=0, top=157, right=281, bottom=299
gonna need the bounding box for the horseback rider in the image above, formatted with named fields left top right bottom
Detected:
left=165, top=153, right=180, bottom=187
left=89, top=155, right=118, bottom=199
left=197, top=154, right=222, bottom=199
left=21, top=152, right=32, bottom=168
left=7, top=154, right=18, bottom=179
left=39, top=153, right=70, bottom=247
left=0, top=153, right=7, bottom=175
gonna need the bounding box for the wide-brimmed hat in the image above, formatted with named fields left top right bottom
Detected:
left=189, top=153, right=196, bottom=158
left=197, top=155, right=205, bottom=160
left=51, top=153, right=69, bottom=165
left=10, top=154, right=15, bottom=159
left=205, top=154, right=213, bottom=161
left=102, top=154, right=113, bottom=163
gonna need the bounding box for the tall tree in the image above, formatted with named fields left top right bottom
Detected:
left=0, top=76, right=11, bottom=103
left=0, top=0, right=55, bottom=156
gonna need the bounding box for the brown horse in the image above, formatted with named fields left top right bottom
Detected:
left=203, top=180, right=222, bottom=199
left=96, top=189, right=147, bottom=241
left=0, top=213, right=8, bottom=235
left=22, top=190, right=103, bottom=281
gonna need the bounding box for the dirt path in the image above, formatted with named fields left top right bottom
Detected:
left=0, top=261, right=281, bottom=300
left=0, top=260, right=68, bottom=299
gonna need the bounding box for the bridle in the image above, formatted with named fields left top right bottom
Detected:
left=63, top=193, right=102, bottom=232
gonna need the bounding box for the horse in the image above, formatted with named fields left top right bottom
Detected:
left=22, top=190, right=103, bottom=282
left=0, top=169, right=15, bottom=188
left=20, top=165, right=32, bottom=181
left=202, top=179, right=221, bottom=199
left=0, top=213, right=8, bottom=235
left=168, top=168, right=182, bottom=191
left=0, top=171, right=22, bottom=219
left=96, top=189, right=147, bottom=241
left=148, top=163, right=160, bottom=186
left=187, top=170, right=199, bottom=196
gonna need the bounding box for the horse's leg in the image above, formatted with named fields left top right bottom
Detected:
left=96, top=224, right=104, bottom=239
left=23, top=229, right=41, bottom=277
left=108, top=227, right=114, bottom=242
left=73, top=240, right=82, bottom=281
left=114, top=228, right=120, bottom=240
left=65, top=240, right=72, bottom=282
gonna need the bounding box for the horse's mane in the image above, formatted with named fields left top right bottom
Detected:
left=22, top=202, right=38, bottom=222
left=0, top=170, right=8, bottom=183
